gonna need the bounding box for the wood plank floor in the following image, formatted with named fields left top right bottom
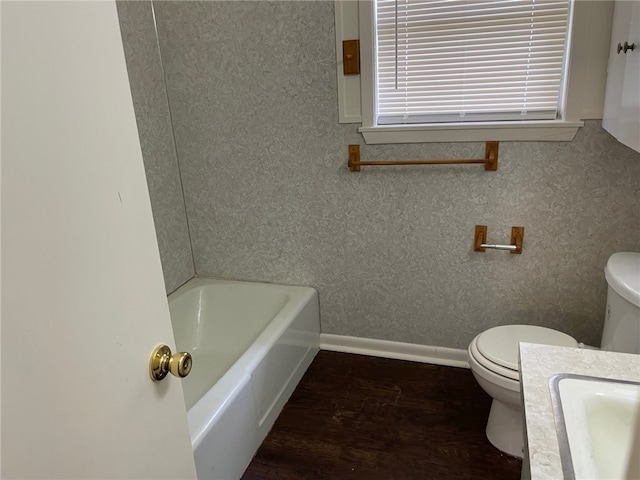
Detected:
left=242, top=351, right=522, bottom=480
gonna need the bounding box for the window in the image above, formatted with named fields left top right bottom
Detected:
left=376, top=0, right=570, bottom=124
left=335, top=0, right=612, bottom=143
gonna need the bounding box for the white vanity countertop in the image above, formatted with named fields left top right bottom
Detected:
left=519, top=343, right=640, bottom=480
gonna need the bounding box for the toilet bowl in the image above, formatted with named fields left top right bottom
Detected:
left=467, top=325, right=578, bottom=457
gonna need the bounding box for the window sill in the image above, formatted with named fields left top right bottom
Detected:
left=359, top=120, right=585, bottom=144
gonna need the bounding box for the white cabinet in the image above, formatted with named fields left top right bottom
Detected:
left=603, top=0, right=640, bottom=153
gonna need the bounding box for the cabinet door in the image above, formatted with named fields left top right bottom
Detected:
left=603, top=0, right=640, bottom=153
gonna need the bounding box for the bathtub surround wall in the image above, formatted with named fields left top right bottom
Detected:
left=117, top=1, right=194, bottom=294
left=121, top=1, right=640, bottom=349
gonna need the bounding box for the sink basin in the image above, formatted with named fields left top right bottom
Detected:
left=550, top=374, right=640, bottom=479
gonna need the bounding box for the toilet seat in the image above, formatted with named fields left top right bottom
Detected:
left=470, top=325, right=578, bottom=381
left=469, top=337, right=520, bottom=381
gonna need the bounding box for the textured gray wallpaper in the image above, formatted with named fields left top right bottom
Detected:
left=117, top=1, right=194, bottom=293
left=134, top=1, right=639, bottom=349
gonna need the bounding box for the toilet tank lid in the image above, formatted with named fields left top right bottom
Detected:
left=605, top=252, right=640, bottom=307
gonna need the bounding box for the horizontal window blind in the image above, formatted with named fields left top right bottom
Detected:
left=375, top=0, right=571, bottom=124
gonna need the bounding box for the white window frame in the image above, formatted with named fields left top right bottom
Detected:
left=335, top=0, right=613, bottom=144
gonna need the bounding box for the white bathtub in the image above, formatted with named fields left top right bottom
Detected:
left=168, top=277, right=320, bottom=480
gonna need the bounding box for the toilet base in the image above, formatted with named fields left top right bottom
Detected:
left=485, top=399, right=524, bottom=458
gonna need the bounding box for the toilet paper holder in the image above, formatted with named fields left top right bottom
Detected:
left=474, top=225, right=524, bottom=254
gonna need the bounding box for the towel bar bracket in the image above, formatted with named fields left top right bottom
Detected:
left=485, top=141, right=498, bottom=171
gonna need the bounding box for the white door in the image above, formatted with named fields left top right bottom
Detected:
left=1, top=2, right=197, bottom=478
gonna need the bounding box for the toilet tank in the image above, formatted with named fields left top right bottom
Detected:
left=601, top=252, right=640, bottom=353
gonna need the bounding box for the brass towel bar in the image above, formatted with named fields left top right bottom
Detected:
left=348, top=141, right=499, bottom=172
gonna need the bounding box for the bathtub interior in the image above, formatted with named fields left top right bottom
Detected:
left=169, top=283, right=290, bottom=409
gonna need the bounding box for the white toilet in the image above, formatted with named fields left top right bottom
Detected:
left=468, top=252, right=640, bottom=458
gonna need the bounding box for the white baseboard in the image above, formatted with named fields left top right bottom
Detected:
left=319, top=334, right=470, bottom=369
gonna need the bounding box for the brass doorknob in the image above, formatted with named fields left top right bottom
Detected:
left=149, top=344, right=193, bottom=381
